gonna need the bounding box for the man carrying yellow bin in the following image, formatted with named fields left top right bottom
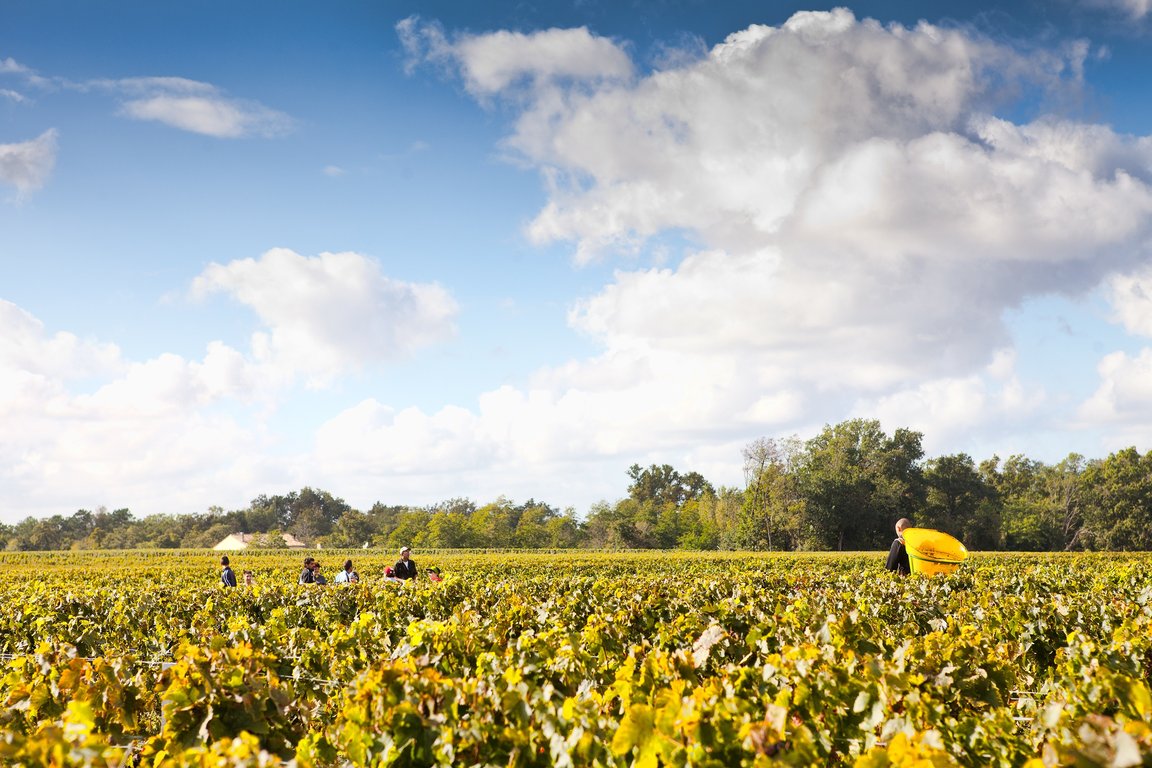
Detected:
left=887, top=518, right=969, bottom=576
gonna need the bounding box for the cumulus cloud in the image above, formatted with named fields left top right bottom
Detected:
left=1080, top=348, right=1152, bottom=428
left=0, top=299, right=121, bottom=382
left=311, top=349, right=760, bottom=507
left=422, top=9, right=1152, bottom=385
left=327, top=7, right=1152, bottom=486
left=1, top=247, right=461, bottom=519
left=190, top=248, right=459, bottom=383
left=10, top=9, right=1152, bottom=519
left=1107, top=265, right=1152, bottom=337
left=853, top=349, right=1044, bottom=453
left=398, top=16, right=633, bottom=96
left=0, top=301, right=277, bottom=520
left=0, top=129, right=59, bottom=195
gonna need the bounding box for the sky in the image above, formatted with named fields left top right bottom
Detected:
left=3, top=0, right=1152, bottom=524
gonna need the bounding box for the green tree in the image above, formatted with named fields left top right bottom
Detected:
left=794, top=419, right=925, bottom=550
left=545, top=510, right=584, bottom=548
left=1047, top=453, right=1087, bottom=550
left=514, top=502, right=561, bottom=548
left=740, top=436, right=804, bottom=550
left=988, top=454, right=1086, bottom=551
left=467, top=498, right=518, bottom=547
left=381, top=510, right=432, bottom=550
left=581, top=501, right=634, bottom=549
left=132, top=514, right=185, bottom=548
left=1080, top=447, right=1152, bottom=550
left=422, top=510, right=476, bottom=548
left=923, top=453, right=998, bottom=548
left=627, top=464, right=714, bottom=507
left=675, top=495, right=722, bottom=549
left=366, top=502, right=408, bottom=542
left=181, top=520, right=234, bottom=549
left=323, top=509, right=377, bottom=549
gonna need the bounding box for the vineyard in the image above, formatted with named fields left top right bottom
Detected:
left=0, top=550, right=1150, bottom=767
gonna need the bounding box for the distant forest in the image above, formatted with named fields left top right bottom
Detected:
left=4, top=418, right=1151, bottom=552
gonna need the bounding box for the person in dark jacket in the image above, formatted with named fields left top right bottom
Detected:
left=885, top=518, right=912, bottom=576
left=393, top=546, right=417, bottom=580
left=299, top=556, right=316, bottom=584
left=220, top=555, right=237, bottom=587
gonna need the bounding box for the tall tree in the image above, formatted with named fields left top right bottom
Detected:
left=794, top=419, right=925, bottom=550
left=1048, top=453, right=1087, bottom=550
left=1080, top=447, right=1152, bottom=551
left=923, top=453, right=998, bottom=548
left=627, top=464, right=714, bottom=507
left=741, top=436, right=803, bottom=550
left=986, top=454, right=1049, bottom=550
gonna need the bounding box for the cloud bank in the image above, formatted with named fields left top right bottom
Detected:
left=391, top=9, right=1152, bottom=457
left=1, top=247, right=460, bottom=519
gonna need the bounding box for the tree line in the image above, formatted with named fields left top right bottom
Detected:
left=3, top=418, right=1150, bottom=552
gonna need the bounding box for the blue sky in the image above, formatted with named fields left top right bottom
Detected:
left=3, top=0, right=1152, bottom=523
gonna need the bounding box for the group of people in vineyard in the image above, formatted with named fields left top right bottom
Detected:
left=218, top=546, right=424, bottom=587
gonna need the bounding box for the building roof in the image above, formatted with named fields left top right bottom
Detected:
left=212, top=532, right=308, bottom=550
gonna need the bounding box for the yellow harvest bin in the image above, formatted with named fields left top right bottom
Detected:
left=902, top=527, right=968, bottom=576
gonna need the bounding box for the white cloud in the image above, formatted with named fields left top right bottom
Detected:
left=0, top=302, right=278, bottom=521
left=1075, top=344, right=1152, bottom=459
left=119, top=89, right=292, bottom=138
left=9, top=10, right=1152, bottom=521
left=190, top=248, right=459, bottom=383
left=854, top=350, right=1044, bottom=453
left=398, top=16, right=633, bottom=95
left=451, top=27, right=633, bottom=94
left=1, top=88, right=25, bottom=103
left=0, top=246, right=460, bottom=520
left=514, top=17, right=1100, bottom=257
left=309, top=8, right=1152, bottom=499
left=109, top=76, right=217, bottom=95
left=0, top=299, right=121, bottom=382
left=1080, top=348, right=1152, bottom=424
left=424, top=9, right=1152, bottom=387
left=0, top=129, right=59, bottom=195
left=0, top=57, right=30, bottom=74
left=1107, top=265, right=1152, bottom=337
left=8, top=64, right=293, bottom=138
left=311, top=338, right=798, bottom=500
left=75, top=345, right=263, bottom=417
left=1083, top=0, right=1152, bottom=20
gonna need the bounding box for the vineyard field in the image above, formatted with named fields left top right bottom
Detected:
left=0, top=549, right=1150, bottom=767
